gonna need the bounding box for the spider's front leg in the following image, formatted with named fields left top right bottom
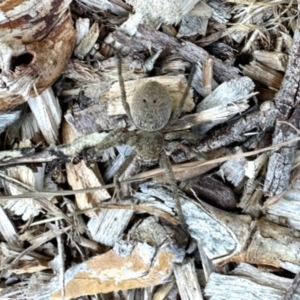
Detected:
left=85, top=128, right=137, bottom=161
left=169, top=65, right=195, bottom=124
left=85, top=128, right=138, bottom=201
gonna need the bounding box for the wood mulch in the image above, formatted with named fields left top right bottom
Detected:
left=0, top=1, right=299, bottom=299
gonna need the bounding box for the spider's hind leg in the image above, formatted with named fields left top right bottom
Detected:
left=113, top=151, right=136, bottom=201
left=159, top=150, right=187, bottom=228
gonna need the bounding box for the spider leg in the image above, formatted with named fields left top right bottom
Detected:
left=113, top=151, right=136, bottom=201
left=170, top=65, right=196, bottom=124
left=159, top=150, right=187, bottom=228
left=85, top=128, right=136, bottom=161
left=116, top=52, right=133, bottom=123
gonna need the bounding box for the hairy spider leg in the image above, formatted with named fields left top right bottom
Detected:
left=170, top=65, right=196, bottom=124
left=160, top=150, right=187, bottom=228
left=116, top=52, right=133, bottom=123
left=85, top=128, right=138, bottom=200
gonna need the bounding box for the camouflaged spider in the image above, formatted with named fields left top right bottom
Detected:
left=90, top=54, right=193, bottom=226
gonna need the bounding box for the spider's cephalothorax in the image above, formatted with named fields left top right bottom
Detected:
left=130, top=81, right=172, bottom=131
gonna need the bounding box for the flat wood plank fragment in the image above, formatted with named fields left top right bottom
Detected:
left=241, top=61, right=283, bottom=89
left=87, top=206, right=133, bottom=246
left=28, top=88, right=62, bottom=145
left=62, top=120, right=111, bottom=216
left=104, top=75, right=194, bottom=116
left=230, top=219, right=300, bottom=273
left=205, top=263, right=300, bottom=299
left=173, top=258, right=203, bottom=300
left=266, top=179, right=300, bottom=230
left=26, top=241, right=178, bottom=299
left=253, top=50, right=288, bottom=72
left=139, top=183, right=252, bottom=262
left=0, top=205, right=21, bottom=246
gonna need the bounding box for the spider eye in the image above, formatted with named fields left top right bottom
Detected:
left=153, top=99, right=157, bottom=103
left=143, top=99, right=147, bottom=103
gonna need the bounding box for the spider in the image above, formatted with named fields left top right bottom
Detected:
left=88, top=53, right=194, bottom=226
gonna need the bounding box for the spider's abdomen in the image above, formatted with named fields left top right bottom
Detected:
left=130, top=81, right=172, bottom=131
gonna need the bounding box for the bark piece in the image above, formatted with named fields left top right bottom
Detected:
left=0, top=2, right=76, bottom=112
left=263, top=6, right=300, bottom=196
left=195, top=101, right=277, bottom=152
left=111, top=25, right=241, bottom=82
left=264, top=107, right=300, bottom=197
left=189, top=175, right=237, bottom=210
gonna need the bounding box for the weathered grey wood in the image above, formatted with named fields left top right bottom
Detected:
left=263, top=3, right=300, bottom=196
left=205, top=263, right=300, bottom=300
left=230, top=219, right=300, bottom=274
left=0, top=206, right=22, bottom=247
left=173, top=258, right=203, bottom=300
left=139, top=183, right=252, bottom=262
left=264, top=106, right=300, bottom=196
left=195, top=101, right=277, bottom=152
left=218, top=147, right=247, bottom=187
left=194, top=76, right=255, bottom=135
left=0, top=110, right=22, bottom=134
left=266, top=179, right=300, bottom=231
left=87, top=203, right=133, bottom=246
